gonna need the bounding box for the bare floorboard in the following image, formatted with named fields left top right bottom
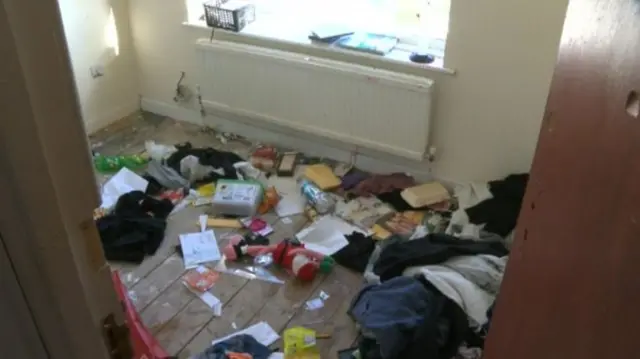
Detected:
left=94, top=113, right=360, bottom=358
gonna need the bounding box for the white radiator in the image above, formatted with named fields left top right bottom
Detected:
left=195, top=39, right=434, bottom=160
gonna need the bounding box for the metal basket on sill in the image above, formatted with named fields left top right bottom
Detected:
left=203, top=0, right=256, bottom=32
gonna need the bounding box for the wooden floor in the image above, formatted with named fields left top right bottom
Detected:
left=90, top=112, right=361, bottom=358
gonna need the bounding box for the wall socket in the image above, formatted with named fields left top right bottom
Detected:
left=90, top=65, right=105, bottom=79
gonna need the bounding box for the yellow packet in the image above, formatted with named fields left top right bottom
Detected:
left=196, top=182, right=216, bottom=196
left=283, top=327, right=320, bottom=359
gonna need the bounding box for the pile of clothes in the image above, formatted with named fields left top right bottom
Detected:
left=348, top=233, right=509, bottom=359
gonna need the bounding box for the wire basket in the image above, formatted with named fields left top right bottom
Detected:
left=204, top=0, right=256, bottom=32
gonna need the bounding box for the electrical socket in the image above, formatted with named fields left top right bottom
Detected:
left=90, top=65, right=105, bottom=79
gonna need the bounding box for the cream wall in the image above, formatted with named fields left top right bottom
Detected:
left=57, top=0, right=139, bottom=133
left=129, top=0, right=568, bottom=182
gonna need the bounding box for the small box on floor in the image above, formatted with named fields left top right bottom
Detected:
left=211, top=180, right=263, bottom=217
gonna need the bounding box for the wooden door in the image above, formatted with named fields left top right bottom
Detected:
left=484, top=0, right=640, bottom=357
left=0, top=0, right=128, bottom=358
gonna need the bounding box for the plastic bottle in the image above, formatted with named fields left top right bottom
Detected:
left=94, top=154, right=149, bottom=173
left=299, top=179, right=335, bottom=214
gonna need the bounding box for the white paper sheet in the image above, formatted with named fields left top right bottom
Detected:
left=269, top=353, right=284, bottom=359
left=305, top=298, right=324, bottom=311
left=297, top=216, right=368, bottom=256
left=269, top=176, right=306, bottom=217
left=211, top=321, right=279, bottom=346
left=185, top=283, right=223, bottom=315
left=100, top=168, right=148, bottom=209
left=179, top=230, right=221, bottom=268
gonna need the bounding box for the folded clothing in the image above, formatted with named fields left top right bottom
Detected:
left=193, top=334, right=272, bottom=359
left=373, top=233, right=508, bottom=281
left=332, top=232, right=376, bottom=273
left=96, top=190, right=174, bottom=263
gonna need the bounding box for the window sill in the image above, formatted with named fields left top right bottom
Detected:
left=182, top=21, right=455, bottom=77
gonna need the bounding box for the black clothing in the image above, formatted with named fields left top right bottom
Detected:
left=373, top=233, right=508, bottom=281
left=332, top=232, right=376, bottom=273
left=97, top=191, right=173, bottom=263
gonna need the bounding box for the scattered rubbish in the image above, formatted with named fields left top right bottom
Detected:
left=196, top=334, right=269, bottom=359
left=183, top=265, right=220, bottom=292
left=199, top=214, right=208, bottom=232
left=146, top=159, right=190, bottom=189
left=240, top=217, right=274, bottom=236
left=94, top=153, right=149, bottom=173
left=252, top=146, right=278, bottom=160
left=222, top=234, right=270, bottom=261
left=100, top=167, right=149, bottom=209
left=281, top=217, right=293, bottom=224
left=201, top=217, right=243, bottom=229
left=333, top=162, right=353, bottom=178
left=232, top=322, right=238, bottom=329
left=251, top=156, right=275, bottom=171
left=276, top=152, right=299, bottom=176
left=297, top=216, right=369, bottom=256
left=332, top=232, right=376, bottom=273
left=166, top=142, right=244, bottom=185
left=269, top=177, right=306, bottom=217
left=300, top=179, right=336, bottom=214
left=158, top=188, right=186, bottom=204
left=401, top=182, right=450, bottom=208
left=179, top=230, right=221, bottom=268
left=371, top=224, right=392, bottom=240
left=145, top=140, right=177, bottom=161
left=211, top=321, right=279, bottom=347
left=304, top=164, right=341, bottom=190
left=196, top=182, right=217, bottom=197
left=212, top=179, right=263, bottom=217
left=190, top=288, right=222, bottom=315
left=258, top=186, right=280, bottom=214
left=305, top=298, right=325, bottom=311
left=376, top=212, right=421, bottom=237
left=269, top=353, right=284, bottom=359
left=319, top=290, right=330, bottom=301
left=234, top=161, right=263, bottom=181
left=283, top=327, right=321, bottom=359
left=334, top=196, right=393, bottom=229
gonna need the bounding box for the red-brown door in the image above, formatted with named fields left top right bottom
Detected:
left=484, top=0, right=640, bottom=358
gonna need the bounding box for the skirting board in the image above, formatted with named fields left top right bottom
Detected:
left=141, top=97, right=435, bottom=181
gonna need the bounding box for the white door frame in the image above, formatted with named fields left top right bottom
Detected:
left=0, top=0, right=125, bottom=358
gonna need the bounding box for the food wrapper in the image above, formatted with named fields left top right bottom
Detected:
left=283, top=327, right=320, bottom=359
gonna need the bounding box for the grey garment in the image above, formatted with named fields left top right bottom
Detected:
left=404, top=255, right=507, bottom=328
left=146, top=160, right=189, bottom=189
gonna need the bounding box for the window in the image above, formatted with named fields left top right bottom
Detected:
left=187, top=0, right=450, bottom=61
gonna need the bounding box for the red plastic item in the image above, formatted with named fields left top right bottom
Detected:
left=112, top=272, right=172, bottom=359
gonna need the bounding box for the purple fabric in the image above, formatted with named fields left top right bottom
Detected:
left=341, top=172, right=370, bottom=190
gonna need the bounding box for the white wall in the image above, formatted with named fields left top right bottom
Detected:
left=129, top=0, right=568, bottom=182
left=57, top=0, right=139, bottom=133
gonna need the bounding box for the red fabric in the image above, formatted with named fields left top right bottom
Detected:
left=112, top=272, right=171, bottom=359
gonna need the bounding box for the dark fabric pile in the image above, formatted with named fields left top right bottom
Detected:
left=166, top=142, right=244, bottom=186
left=193, top=334, right=272, bottom=359
left=332, top=232, right=376, bottom=273
left=465, top=173, right=529, bottom=237
left=348, top=233, right=508, bottom=359
left=96, top=190, right=174, bottom=263
left=374, top=233, right=509, bottom=281
left=349, top=276, right=474, bottom=359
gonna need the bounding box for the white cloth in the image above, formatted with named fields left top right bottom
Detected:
left=404, top=254, right=507, bottom=328
left=446, top=182, right=492, bottom=238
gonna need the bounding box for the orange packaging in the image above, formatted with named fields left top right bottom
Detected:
left=182, top=266, right=220, bottom=293
left=258, top=186, right=280, bottom=214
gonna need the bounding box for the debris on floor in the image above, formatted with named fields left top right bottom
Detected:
left=93, top=122, right=526, bottom=358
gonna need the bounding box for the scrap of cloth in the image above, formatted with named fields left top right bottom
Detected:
left=349, top=173, right=416, bottom=197
left=96, top=190, right=174, bottom=263
left=145, top=159, right=190, bottom=189
left=332, top=232, right=377, bottom=273
left=193, top=334, right=272, bottom=359
left=373, top=233, right=509, bottom=282
left=403, top=254, right=507, bottom=329
left=349, top=276, right=468, bottom=359
left=464, top=174, right=528, bottom=237
left=166, top=142, right=244, bottom=185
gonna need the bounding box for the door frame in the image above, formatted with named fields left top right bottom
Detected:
left=0, top=0, right=124, bottom=358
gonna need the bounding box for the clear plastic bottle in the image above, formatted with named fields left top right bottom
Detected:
left=299, top=179, right=335, bottom=214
